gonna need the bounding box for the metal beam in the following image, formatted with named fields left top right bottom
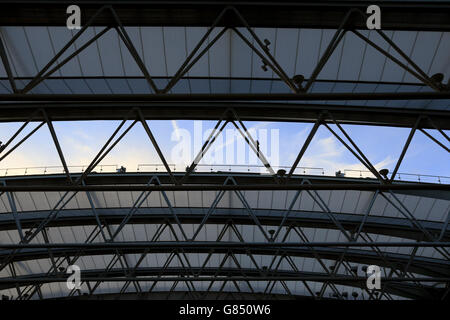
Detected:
left=1, top=246, right=448, bottom=278
left=1, top=275, right=447, bottom=284
left=1, top=241, right=448, bottom=249
left=54, top=291, right=314, bottom=300
left=0, top=183, right=447, bottom=192
left=2, top=92, right=449, bottom=102
left=1, top=174, right=448, bottom=199
left=1, top=103, right=449, bottom=129
left=0, top=268, right=445, bottom=300
left=0, top=1, right=449, bottom=31
left=0, top=33, right=17, bottom=93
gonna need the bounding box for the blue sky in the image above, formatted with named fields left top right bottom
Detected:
left=0, top=25, right=448, bottom=182
left=0, top=120, right=448, bottom=183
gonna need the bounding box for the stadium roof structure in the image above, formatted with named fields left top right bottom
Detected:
left=0, top=0, right=449, bottom=300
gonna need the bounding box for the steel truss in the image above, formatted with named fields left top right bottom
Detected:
left=0, top=174, right=448, bottom=300
left=0, top=103, right=449, bottom=301
left=0, top=2, right=449, bottom=301
left=0, top=268, right=448, bottom=300
left=1, top=0, right=450, bottom=30
left=1, top=4, right=450, bottom=124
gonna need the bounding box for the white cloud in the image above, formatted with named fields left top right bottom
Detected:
left=0, top=121, right=398, bottom=177
left=171, top=120, right=181, bottom=140
left=286, top=131, right=396, bottom=177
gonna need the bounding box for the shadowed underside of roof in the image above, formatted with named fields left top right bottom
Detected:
left=0, top=1, right=449, bottom=301
left=0, top=173, right=448, bottom=300
left=0, top=1, right=450, bottom=127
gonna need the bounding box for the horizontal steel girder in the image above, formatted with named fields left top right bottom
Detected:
left=0, top=1, right=449, bottom=31
left=2, top=241, right=449, bottom=249
left=1, top=174, right=448, bottom=199
left=1, top=243, right=449, bottom=277
left=0, top=208, right=447, bottom=241
left=2, top=92, right=450, bottom=102
left=0, top=183, right=448, bottom=192
left=1, top=102, right=449, bottom=129
left=53, top=291, right=310, bottom=300
left=0, top=267, right=445, bottom=299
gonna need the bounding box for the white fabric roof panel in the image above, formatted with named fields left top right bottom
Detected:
left=0, top=26, right=448, bottom=110
left=0, top=219, right=445, bottom=261
left=0, top=6, right=449, bottom=299
left=0, top=189, right=448, bottom=223
left=0, top=252, right=420, bottom=300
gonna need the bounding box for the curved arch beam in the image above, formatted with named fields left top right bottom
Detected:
left=1, top=245, right=448, bottom=277
left=0, top=208, right=447, bottom=241
left=0, top=267, right=445, bottom=300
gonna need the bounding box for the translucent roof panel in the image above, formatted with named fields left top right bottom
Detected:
left=1, top=26, right=449, bottom=111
